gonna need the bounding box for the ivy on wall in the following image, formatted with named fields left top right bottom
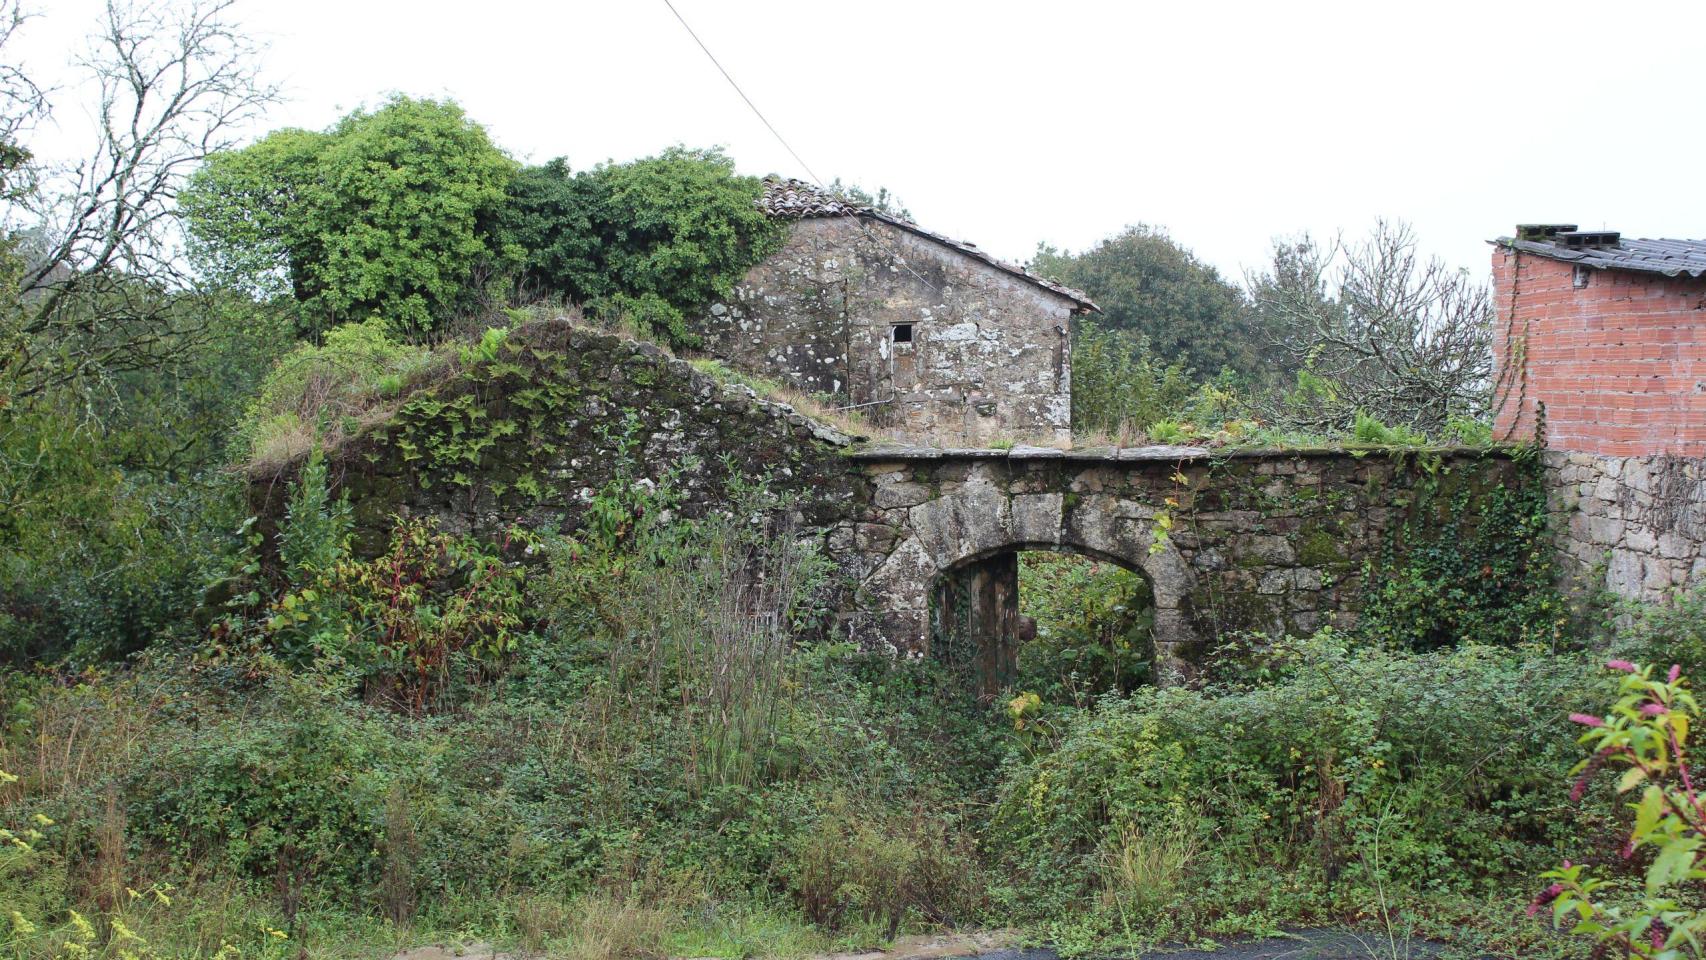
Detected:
left=1356, top=447, right=1567, bottom=651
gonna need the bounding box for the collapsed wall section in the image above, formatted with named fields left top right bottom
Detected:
left=251, top=320, right=867, bottom=576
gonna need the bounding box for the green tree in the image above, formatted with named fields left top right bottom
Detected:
left=0, top=291, right=290, bottom=666
left=496, top=146, right=782, bottom=350
left=1070, top=319, right=1195, bottom=437
left=183, top=96, right=518, bottom=339
left=1033, top=225, right=1262, bottom=377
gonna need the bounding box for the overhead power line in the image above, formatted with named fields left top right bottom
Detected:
left=657, top=0, right=944, bottom=300
left=659, top=0, right=826, bottom=188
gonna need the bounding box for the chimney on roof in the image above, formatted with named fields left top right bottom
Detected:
left=1516, top=224, right=1578, bottom=242
left=1514, top=224, right=1622, bottom=250
left=1556, top=230, right=1621, bottom=250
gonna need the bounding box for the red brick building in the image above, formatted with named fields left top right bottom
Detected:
left=1492, top=225, right=1706, bottom=456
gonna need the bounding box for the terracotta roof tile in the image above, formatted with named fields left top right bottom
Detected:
left=759, top=178, right=1098, bottom=311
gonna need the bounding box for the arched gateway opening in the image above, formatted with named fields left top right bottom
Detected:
left=929, top=543, right=1156, bottom=700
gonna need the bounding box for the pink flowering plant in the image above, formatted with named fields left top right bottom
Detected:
left=1533, top=660, right=1706, bottom=958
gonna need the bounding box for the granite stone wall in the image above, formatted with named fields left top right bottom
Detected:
left=700, top=216, right=1076, bottom=447
left=846, top=445, right=1521, bottom=681
left=260, top=328, right=1524, bottom=685
left=1547, top=450, right=1706, bottom=602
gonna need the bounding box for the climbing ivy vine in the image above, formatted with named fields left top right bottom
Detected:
left=1356, top=446, right=1568, bottom=651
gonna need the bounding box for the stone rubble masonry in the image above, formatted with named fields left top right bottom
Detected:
left=264, top=322, right=1522, bottom=684
left=699, top=216, right=1076, bottom=448
left=1546, top=450, right=1706, bottom=602
left=847, top=445, right=1518, bottom=683
left=249, top=320, right=867, bottom=565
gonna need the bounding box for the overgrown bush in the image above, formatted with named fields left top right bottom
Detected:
left=990, top=636, right=1607, bottom=944
left=238, top=318, right=437, bottom=467
left=784, top=795, right=981, bottom=935
left=1016, top=552, right=1153, bottom=705
left=0, top=409, right=246, bottom=665
left=124, top=684, right=434, bottom=921
left=1070, top=321, right=1195, bottom=439
left=1609, top=583, right=1706, bottom=680
left=238, top=451, right=528, bottom=713
left=495, top=147, right=783, bottom=350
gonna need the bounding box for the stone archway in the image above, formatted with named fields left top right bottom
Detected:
left=930, top=542, right=1159, bottom=698
left=855, top=457, right=1202, bottom=683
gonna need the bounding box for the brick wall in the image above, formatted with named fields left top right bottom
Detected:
left=1492, top=247, right=1706, bottom=456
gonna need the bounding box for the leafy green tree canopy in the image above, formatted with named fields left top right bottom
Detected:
left=1033, top=225, right=1262, bottom=376
left=496, top=146, right=782, bottom=350
left=183, top=96, right=517, bottom=339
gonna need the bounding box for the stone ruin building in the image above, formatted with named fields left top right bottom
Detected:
left=699, top=179, right=1098, bottom=446
left=262, top=218, right=1706, bottom=690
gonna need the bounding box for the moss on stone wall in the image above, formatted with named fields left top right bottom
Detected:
left=253, top=320, right=864, bottom=558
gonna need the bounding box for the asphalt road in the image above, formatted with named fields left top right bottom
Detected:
left=972, top=930, right=1467, bottom=960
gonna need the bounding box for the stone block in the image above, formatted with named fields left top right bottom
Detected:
left=1242, top=535, right=1297, bottom=565
left=1658, top=532, right=1698, bottom=561
left=1607, top=550, right=1645, bottom=598
left=1588, top=515, right=1626, bottom=545
left=1625, top=526, right=1658, bottom=554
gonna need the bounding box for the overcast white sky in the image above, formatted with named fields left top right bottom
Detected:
left=13, top=0, right=1706, bottom=283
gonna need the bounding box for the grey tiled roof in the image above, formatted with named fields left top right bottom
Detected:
left=759, top=178, right=1099, bottom=311
left=1497, top=235, right=1706, bottom=279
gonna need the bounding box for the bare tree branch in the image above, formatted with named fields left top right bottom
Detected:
left=1250, top=220, right=1493, bottom=434
left=0, top=1, right=48, bottom=203
left=1, top=0, right=278, bottom=408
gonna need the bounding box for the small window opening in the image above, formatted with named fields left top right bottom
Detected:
left=892, top=323, right=914, bottom=344
left=1574, top=265, right=1592, bottom=289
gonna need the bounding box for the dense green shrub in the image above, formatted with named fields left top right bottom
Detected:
left=1069, top=320, right=1196, bottom=438
left=495, top=147, right=783, bottom=349
left=125, top=681, right=437, bottom=915
left=0, top=294, right=288, bottom=666
left=0, top=407, right=248, bottom=665
left=1016, top=552, right=1153, bottom=705
left=183, top=96, right=518, bottom=339
left=990, top=637, right=1607, bottom=941
left=1608, top=583, right=1706, bottom=679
